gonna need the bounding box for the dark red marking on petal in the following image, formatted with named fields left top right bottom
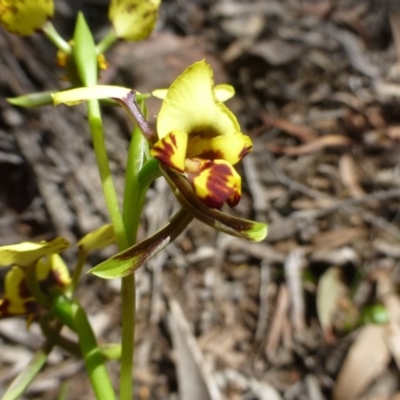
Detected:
left=189, top=127, right=221, bottom=139
left=25, top=301, right=40, bottom=315
left=50, top=268, right=69, bottom=288
left=196, top=149, right=224, bottom=161
left=40, top=269, right=69, bottom=293
left=19, top=279, right=31, bottom=299
left=227, top=190, right=241, bottom=208
left=153, top=133, right=183, bottom=171
left=206, top=163, right=236, bottom=208
left=49, top=269, right=63, bottom=287
left=239, top=143, right=252, bottom=159
left=170, top=132, right=177, bottom=147
left=188, top=162, right=240, bottom=209
left=0, top=298, right=10, bottom=315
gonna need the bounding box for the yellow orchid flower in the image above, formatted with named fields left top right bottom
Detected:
left=51, top=64, right=252, bottom=210
left=0, top=0, right=54, bottom=36
left=109, top=0, right=161, bottom=41
left=0, top=239, right=70, bottom=319
left=50, top=62, right=267, bottom=279
left=151, top=60, right=252, bottom=209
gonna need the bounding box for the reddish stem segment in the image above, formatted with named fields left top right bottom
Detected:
left=115, top=91, right=157, bottom=145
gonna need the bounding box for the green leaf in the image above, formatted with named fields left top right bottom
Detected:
left=72, top=13, right=97, bottom=87
left=162, top=167, right=268, bottom=242
left=7, top=91, right=54, bottom=108
left=89, top=208, right=193, bottom=279
left=138, top=158, right=162, bottom=188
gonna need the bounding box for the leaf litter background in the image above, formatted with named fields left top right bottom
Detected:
left=1, top=0, right=400, bottom=399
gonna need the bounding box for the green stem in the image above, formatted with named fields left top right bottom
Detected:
left=87, top=99, right=129, bottom=250
left=96, top=29, right=118, bottom=55
left=120, top=118, right=148, bottom=400
left=87, top=98, right=139, bottom=399
left=42, top=21, right=71, bottom=53
left=120, top=274, right=135, bottom=400
left=72, top=302, right=116, bottom=400
left=40, top=317, right=81, bottom=357
left=87, top=87, right=149, bottom=400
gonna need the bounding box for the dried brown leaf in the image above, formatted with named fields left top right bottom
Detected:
left=333, top=324, right=391, bottom=400
left=266, top=284, right=290, bottom=360
left=249, top=39, right=303, bottom=66
left=376, top=271, right=400, bottom=372
left=260, top=113, right=317, bottom=142
left=316, top=268, right=346, bottom=341
left=312, top=227, right=365, bottom=250
left=339, top=154, right=366, bottom=198
left=167, top=298, right=222, bottom=400
left=267, top=135, right=352, bottom=155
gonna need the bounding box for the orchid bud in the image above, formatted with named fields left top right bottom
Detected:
left=0, top=0, right=54, bottom=36
left=109, top=0, right=161, bottom=41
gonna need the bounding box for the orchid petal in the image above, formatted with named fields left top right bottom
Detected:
left=0, top=238, right=70, bottom=268
left=214, top=84, right=235, bottom=102
left=78, top=224, right=116, bottom=254
left=5, top=267, right=31, bottom=301
left=52, top=86, right=131, bottom=106
left=157, top=60, right=240, bottom=139
left=7, top=91, right=54, bottom=108
left=151, top=130, right=188, bottom=173
left=162, top=167, right=267, bottom=241
left=151, top=89, right=168, bottom=99
left=187, top=133, right=252, bottom=165
left=152, top=83, right=234, bottom=103
left=0, top=0, right=54, bottom=36
left=186, top=159, right=242, bottom=209
left=89, top=208, right=193, bottom=279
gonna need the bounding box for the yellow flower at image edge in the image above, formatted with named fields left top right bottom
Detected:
left=0, top=0, right=54, bottom=36
left=151, top=60, right=252, bottom=209
left=0, top=238, right=70, bottom=319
